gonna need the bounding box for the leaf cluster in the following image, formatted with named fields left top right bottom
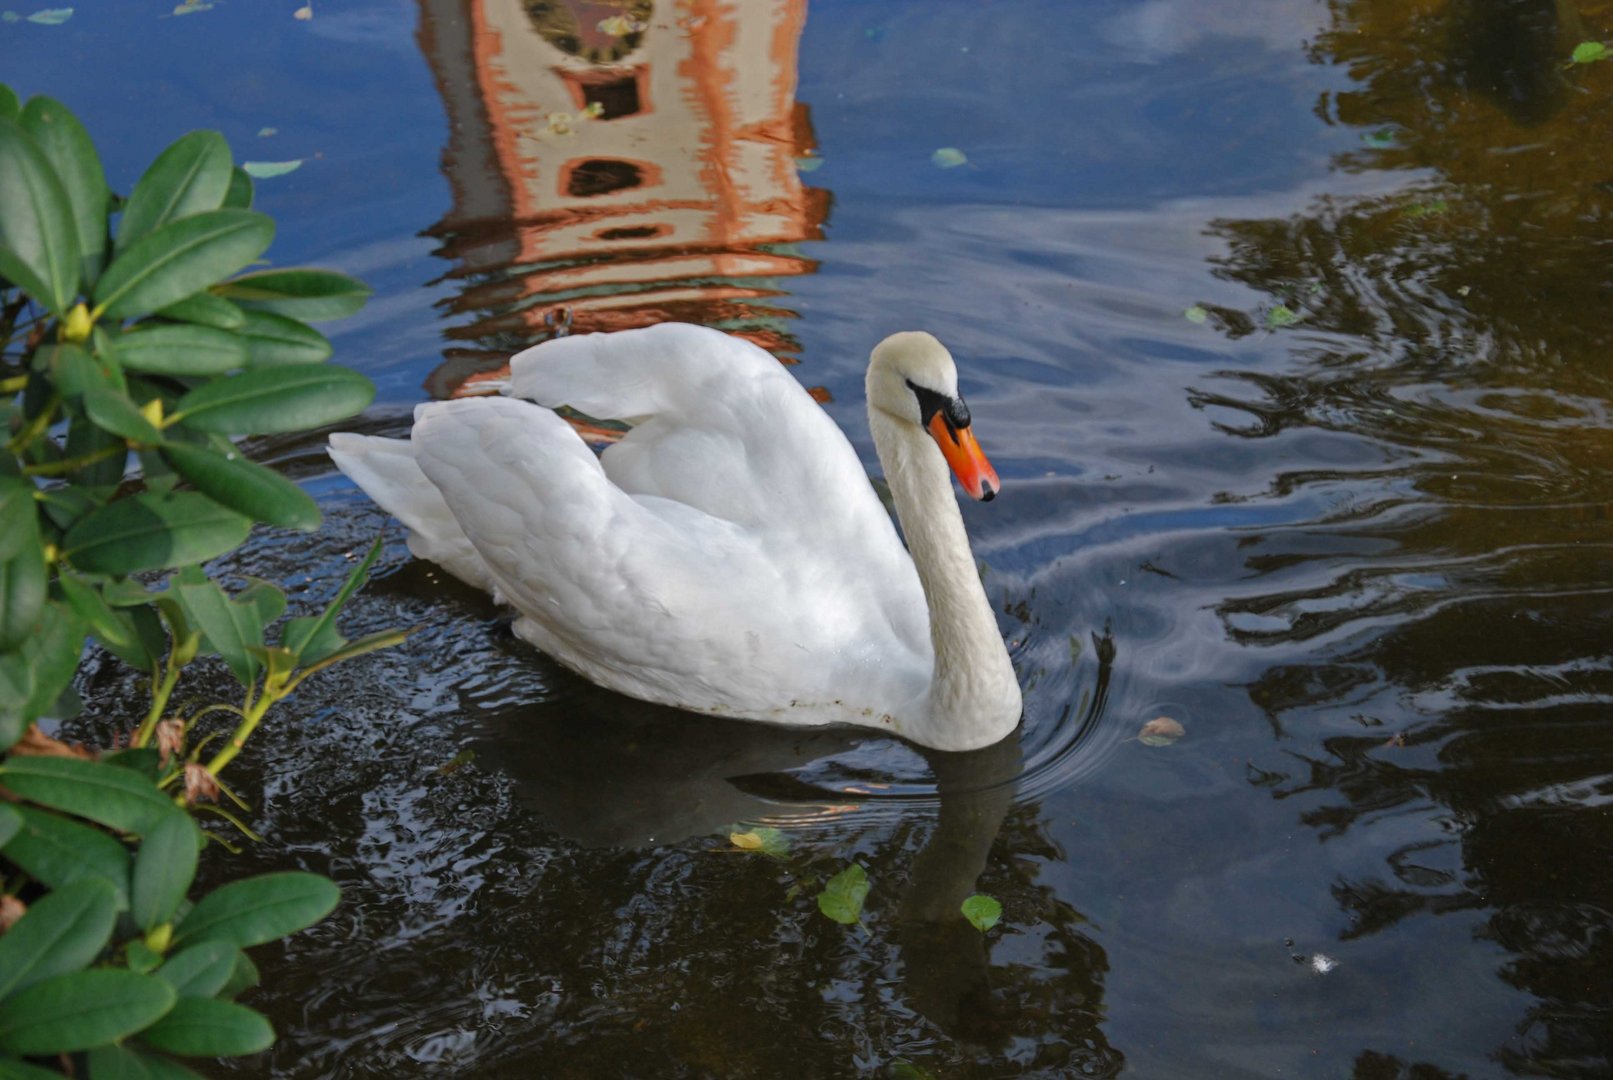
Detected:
left=0, top=87, right=402, bottom=1075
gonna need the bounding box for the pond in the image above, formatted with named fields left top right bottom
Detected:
left=14, top=0, right=1613, bottom=1075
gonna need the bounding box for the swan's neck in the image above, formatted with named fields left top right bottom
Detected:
left=868, top=408, right=1021, bottom=751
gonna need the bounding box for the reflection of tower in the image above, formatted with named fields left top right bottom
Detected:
left=418, top=0, right=829, bottom=396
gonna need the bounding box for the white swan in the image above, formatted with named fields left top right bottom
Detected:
left=328, top=323, right=1021, bottom=751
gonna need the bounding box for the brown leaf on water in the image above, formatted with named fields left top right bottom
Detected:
left=1138, top=716, right=1185, bottom=746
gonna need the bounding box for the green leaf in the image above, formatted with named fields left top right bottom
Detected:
left=83, top=385, right=163, bottom=444
left=1183, top=304, right=1208, bottom=325
left=281, top=535, right=382, bottom=661
left=109, top=324, right=248, bottom=377
left=0, top=756, right=180, bottom=836
left=116, top=131, right=232, bottom=253
left=0, top=477, right=39, bottom=562
left=173, top=575, right=265, bottom=686
left=728, top=826, right=790, bottom=859
left=0, top=601, right=85, bottom=728
left=931, top=146, right=968, bottom=169
left=240, top=159, right=302, bottom=180
left=0, top=970, right=176, bottom=1055
left=161, top=442, right=319, bottom=531
left=24, top=8, right=73, bottom=25
left=0, top=879, right=119, bottom=998
left=0, top=116, right=81, bottom=314
left=0, top=806, right=130, bottom=908
left=153, top=942, right=236, bottom=999
left=174, top=871, right=339, bottom=949
left=0, top=804, right=19, bottom=847
left=86, top=1044, right=208, bottom=1080
left=0, top=85, right=18, bottom=121
left=58, top=573, right=138, bottom=652
left=960, top=893, right=1002, bottom=932
left=217, top=951, right=258, bottom=1000
left=238, top=579, right=285, bottom=625
left=0, top=535, right=47, bottom=652
left=132, top=813, right=201, bottom=931
left=102, top=747, right=162, bottom=780
left=235, top=308, right=331, bottom=366
left=153, top=291, right=245, bottom=330
left=45, top=341, right=120, bottom=399
left=221, top=166, right=252, bottom=211
left=20, top=95, right=109, bottom=287
left=216, top=268, right=371, bottom=321
left=816, top=864, right=869, bottom=925
left=64, top=491, right=251, bottom=575
left=137, top=996, right=272, bottom=1057
left=64, top=413, right=128, bottom=489
left=1571, top=40, right=1609, bottom=64
left=94, top=209, right=275, bottom=322
left=1265, top=304, right=1299, bottom=329
left=171, top=364, right=373, bottom=435
left=125, top=939, right=162, bottom=974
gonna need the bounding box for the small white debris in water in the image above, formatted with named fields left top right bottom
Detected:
left=1310, top=953, right=1338, bottom=975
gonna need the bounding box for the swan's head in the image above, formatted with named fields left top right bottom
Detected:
left=867, top=331, right=1002, bottom=501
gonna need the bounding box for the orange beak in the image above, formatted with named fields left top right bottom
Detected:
left=927, top=413, right=1001, bottom=501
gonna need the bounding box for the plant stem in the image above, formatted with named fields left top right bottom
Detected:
left=204, top=693, right=275, bottom=777
left=4, top=393, right=60, bottom=456
left=22, top=443, right=126, bottom=477
left=133, top=659, right=182, bottom=749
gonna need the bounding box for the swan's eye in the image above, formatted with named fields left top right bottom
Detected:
left=905, top=378, right=971, bottom=432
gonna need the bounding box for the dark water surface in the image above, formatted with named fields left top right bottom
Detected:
left=16, top=0, right=1613, bottom=1075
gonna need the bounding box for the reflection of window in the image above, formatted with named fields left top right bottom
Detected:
left=581, top=75, right=640, bottom=119
left=562, top=158, right=648, bottom=198
left=594, top=224, right=669, bottom=241
left=559, top=67, right=651, bottom=120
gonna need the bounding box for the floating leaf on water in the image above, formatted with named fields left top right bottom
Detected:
left=1265, top=304, right=1299, bottom=329
left=293, top=3, right=311, bottom=18
left=546, top=113, right=573, bottom=136
left=1404, top=199, right=1449, bottom=218
left=1571, top=40, right=1609, bottom=64
left=729, top=826, right=789, bottom=859
left=1361, top=128, right=1396, bottom=149
left=257, top=127, right=277, bottom=138
left=890, top=1062, right=938, bottom=1080
left=242, top=159, right=303, bottom=179
left=25, top=7, right=72, bottom=23
left=0, top=13, right=19, bottom=22
left=596, top=14, right=644, bottom=36
left=1138, top=716, right=1185, bottom=746
left=816, top=864, right=869, bottom=925
left=172, top=1, right=213, bottom=14
left=931, top=147, right=968, bottom=169
left=580, top=101, right=604, bottom=120
left=795, top=156, right=824, bottom=173
left=437, top=749, right=474, bottom=775
left=1183, top=304, right=1208, bottom=324
left=961, top=893, right=1002, bottom=932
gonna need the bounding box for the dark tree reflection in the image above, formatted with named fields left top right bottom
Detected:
left=1195, top=1, right=1613, bottom=1073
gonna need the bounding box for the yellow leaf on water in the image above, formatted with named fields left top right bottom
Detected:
left=293, top=3, right=312, bottom=19
left=730, top=830, right=764, bottom=850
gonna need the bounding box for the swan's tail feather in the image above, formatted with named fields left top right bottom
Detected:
left=327, top=432, right=497, bottom=594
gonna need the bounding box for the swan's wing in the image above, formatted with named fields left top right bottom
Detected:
left=503, top=324, right=881, bottom=535
left=411, top=396, right=930, bottom=715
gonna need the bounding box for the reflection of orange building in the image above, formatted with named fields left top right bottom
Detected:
left=418, top=0, right=829, bottom=395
